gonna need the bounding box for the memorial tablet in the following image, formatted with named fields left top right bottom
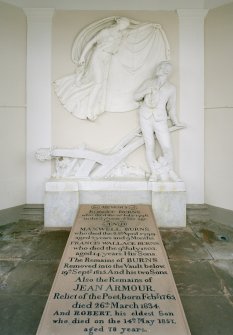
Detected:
left=36, top=205, right=191, bottom=335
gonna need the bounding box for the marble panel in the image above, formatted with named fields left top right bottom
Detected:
left=44, top=180, right=186, bottom=228
left=152, top=190, right=186, bottom=228
left=45, top=191, right=79, bottom=228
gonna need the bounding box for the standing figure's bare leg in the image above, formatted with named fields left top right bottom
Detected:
left=140, top=116, right=160, bottom=174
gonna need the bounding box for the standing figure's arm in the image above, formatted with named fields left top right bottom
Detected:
left=166, top=86, right=179, bottom=125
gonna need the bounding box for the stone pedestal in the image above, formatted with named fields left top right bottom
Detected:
left=45, top=181, right=79, bottom=228
left=151, top=182, right=186, bottom=228
left=44, top=179, right=186, bottom=228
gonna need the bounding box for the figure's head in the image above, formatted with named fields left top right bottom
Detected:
left=115, top=17, right=130, bottom=30
left=155, top=61, right=173, bottom=77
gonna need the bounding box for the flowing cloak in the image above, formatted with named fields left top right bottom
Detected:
left=54, top=17, right=170, bottom=120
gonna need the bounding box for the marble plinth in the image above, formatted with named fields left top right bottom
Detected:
left=44, top=180, right=79, bottom=227
left=45, top=192, right=79, bottom=228
left=151, top=182, right=186, bottom=228
left=44, top=179, right=186, bottom=228
left=36, top=205, right=191, bottom=335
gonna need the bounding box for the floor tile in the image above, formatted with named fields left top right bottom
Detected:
left=190, top=221, right=233, bottom=259
left=0, top=240, right=34, bottom=259
left=0, top=294, right=47, bottom=335
left=0, top=220, right=43, bottom=241
left=0, top=221, right=43, bottom=260
left=0, top=260, right=19, bottom=277
left=160, top=228, right=212, bottom=260
left=170, top=260, right=223, bottom=296
left=0, top=260, right=59, bottom=296
left=211, top=260, right=233, bottom=296
left=28, top=230, right=70, bottom=261
left=181, top=295, right=233, bottom=335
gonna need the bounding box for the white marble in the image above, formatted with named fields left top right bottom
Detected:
left=45, top=181, right=79, bottom=192
left=46, top=178, right=150, bottom=191
left=22, top=3, right=217, bottom=210
left=79, top=190, right=151, bottom=206
left=37, top=61, right=186, bottom=184
left=152, top=188, right=186, bottom=228
left=150, top=181, right=185, bottom=192
left=35, top=123, right=183, bottom=181
left=54, top=17, right=170, bottom=120
left=35, top=130, right=145, bottom=179
left=44, top=179, right=186, bottom=228
left=44, top=191, right=79, bottom=228
left=135, top=61, right=185, bottom=181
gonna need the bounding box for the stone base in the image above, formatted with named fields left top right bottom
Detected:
left=44, top=179, right=186, bottom=228
left=151, top=182, right=186, bottom=228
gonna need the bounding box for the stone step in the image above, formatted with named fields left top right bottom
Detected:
left=20, top=204, right=44, bottom=221
left=186, top=204, right=210, bottom=223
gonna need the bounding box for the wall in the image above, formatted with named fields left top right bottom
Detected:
left=0, top=3, right=231, bottom=211
left=205, top=3, right=233, bottom=211
left=52, top=10, right=179, bottom=173
left=0, top=2, right=26, bottom=210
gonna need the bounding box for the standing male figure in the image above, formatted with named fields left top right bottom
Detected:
left=134, top=61, right=184, bottom=181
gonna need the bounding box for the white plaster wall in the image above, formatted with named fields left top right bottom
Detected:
left=0, top=2, right=26, bottom=210
left=205, top=3, right=233, bottom=210
left=52, top=10, right=180, bottom=174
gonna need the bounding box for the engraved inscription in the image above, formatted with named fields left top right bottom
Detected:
left=36, top=205, right=191, bottom=335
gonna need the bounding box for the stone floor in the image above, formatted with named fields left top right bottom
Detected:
left=0, top=212, right=233, bottom=335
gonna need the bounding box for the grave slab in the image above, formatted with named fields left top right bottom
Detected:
left=36, top=205, right=191, bottom=335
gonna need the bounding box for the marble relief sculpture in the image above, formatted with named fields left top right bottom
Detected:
left=36, top=124, right=182, bottom=180
left=36, top=128, right=145, bottom=179
left=134, top=61, right=185, bottom=181
left=54, top=16, right=170, bottom=120
left=37, top=17, right=185, bottom=182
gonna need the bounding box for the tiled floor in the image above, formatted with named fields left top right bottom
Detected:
left=161, top=221, right=233, bottom=335
left=0, top=215, right=233, bottom=335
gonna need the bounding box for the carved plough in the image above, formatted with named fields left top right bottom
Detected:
left=36, top=126, right=182, bottom=179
